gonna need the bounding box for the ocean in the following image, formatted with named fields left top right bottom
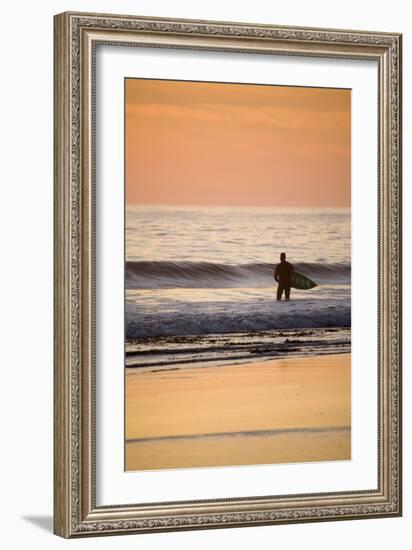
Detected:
left=125, top=205, right=351, bottom=371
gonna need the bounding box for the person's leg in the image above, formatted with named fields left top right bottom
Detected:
left=285, top=286, right=291, bottom=300
left=277, top=284, right=283, bottom=300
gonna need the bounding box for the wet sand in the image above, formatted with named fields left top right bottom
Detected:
left=125, top=353, right=350, bottom=471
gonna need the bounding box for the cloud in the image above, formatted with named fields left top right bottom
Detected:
left=126, top=102, right=349, bottom=134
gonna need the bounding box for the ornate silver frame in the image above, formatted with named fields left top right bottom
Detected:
left=53, top=11, right=402, bottom=538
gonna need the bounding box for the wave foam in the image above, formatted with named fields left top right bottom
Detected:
left=126, top=297, right=351, bottom=338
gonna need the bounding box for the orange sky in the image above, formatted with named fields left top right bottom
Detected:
left=125, top=79, right=350, bottom=207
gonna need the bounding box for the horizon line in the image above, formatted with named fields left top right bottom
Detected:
left=125, top=202, right=351, bottom=209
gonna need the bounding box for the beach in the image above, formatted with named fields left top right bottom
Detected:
left=125, top=353, right=350, bottom=471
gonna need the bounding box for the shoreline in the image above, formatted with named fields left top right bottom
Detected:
left=125, top=326, right=351, bottom=372
left=125, top=352, right=351, bottom=471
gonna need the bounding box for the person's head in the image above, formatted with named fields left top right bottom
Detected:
left=280, top=252, right=286, bottom=262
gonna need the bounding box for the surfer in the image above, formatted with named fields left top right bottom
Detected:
left=274, top=252, right=295, bottom=301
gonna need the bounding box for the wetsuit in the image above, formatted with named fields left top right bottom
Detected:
left=274, top=261, right=294, bottom=300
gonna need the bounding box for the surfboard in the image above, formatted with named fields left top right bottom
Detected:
left=290, top=271, right=317, bottom=290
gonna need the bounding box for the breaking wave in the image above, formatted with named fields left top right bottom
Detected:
left=125, top=261, right=350, bottom=289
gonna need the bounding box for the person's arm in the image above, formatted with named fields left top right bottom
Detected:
left=274, top=265, right=279, bottom=282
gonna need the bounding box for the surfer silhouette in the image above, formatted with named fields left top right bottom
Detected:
left=274, top=252, right=295, bottom=301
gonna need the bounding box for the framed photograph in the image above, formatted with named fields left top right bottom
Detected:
left=53, top=12, right=402, bottom=537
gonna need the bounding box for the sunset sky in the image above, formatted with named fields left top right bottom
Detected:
left=125, top=79, right=350, bottom=207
